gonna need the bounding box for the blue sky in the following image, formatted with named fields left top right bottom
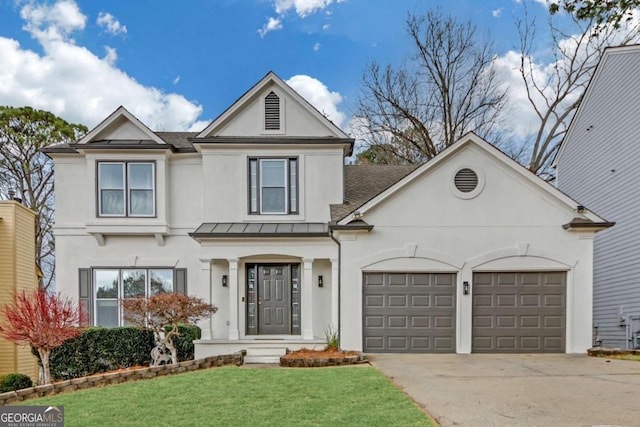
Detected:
left=0, top=0, right=570, bottom=134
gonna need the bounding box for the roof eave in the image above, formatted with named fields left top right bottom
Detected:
left=562, top=221, right=615, bottom=231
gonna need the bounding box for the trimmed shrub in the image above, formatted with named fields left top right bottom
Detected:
left=165, top=325, right=201, bottom=362
left=0, top=373, right=33, bottom=392
left=34, top=327, right=155, bottom=380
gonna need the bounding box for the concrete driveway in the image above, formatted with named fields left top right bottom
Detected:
left=369, top=354, right=640, bottom=427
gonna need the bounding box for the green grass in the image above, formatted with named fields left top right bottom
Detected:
left=18, top=366, right=436, bottom=426
left=608, top=354, right=640, bottom=361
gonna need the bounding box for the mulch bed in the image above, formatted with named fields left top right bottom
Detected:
left=280, top=347, right=367, bottom=368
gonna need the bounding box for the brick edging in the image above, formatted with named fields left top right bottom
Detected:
left=0, top=351, right=244, bottom=406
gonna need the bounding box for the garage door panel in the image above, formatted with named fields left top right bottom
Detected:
left=473, top=294, right=492, bottom=306
left=388, top=294, right=408, bottom=307
left=411, top=337, right=431, bottom=350
left=411, top=274, right=430, bottom=286
left=411, top=295, right=430, bottom=307
left=388, top=316, right=408, bottom=328
left=365, top=295, right=384, bottom=307
left=472, top=272, right=566, bottom=353
left=411, top=316, right=430, bottom=328
left=496, top=294, right=517, bottom=307
left=363, top=272, right=456, bottom=353
left=364, top=315, right=384, bottom=328
left=388, top=274, right=407, bottom=286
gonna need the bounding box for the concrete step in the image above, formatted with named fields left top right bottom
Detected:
left=244, top=346, right=286, bottom=364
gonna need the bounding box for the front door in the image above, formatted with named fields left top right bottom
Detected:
left=246, top=264, right=301, bottom=335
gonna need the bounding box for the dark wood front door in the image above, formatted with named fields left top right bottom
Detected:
left=246, top=264, right=301, bottom=335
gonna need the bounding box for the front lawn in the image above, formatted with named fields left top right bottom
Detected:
left=19, top=366, right=436, bottom=426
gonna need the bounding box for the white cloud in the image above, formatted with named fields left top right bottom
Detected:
left=260, top=0, right=344, bottom=36
left=275, top=0, right=342, bottom=18
left=492, top=8, right=503, bottom=18
left=97, top=12, right=127, bottom=35
left=0, top=0, right=204, bottom=131
left=258, top=17, right=283, bottom=38
left=102, top=46, right=117, bottom=65
left=20, top=0, right=86, bottom=43
left=173, top=75, right=180, bottom=84
left=322, top=24, right=330, bottom=30
left=313, top=42, right=321, bottom=51
left=286, top=75, right=346, bottom=128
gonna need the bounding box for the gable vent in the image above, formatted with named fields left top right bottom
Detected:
left=265, top=91, right=280, bottom=130
left=454, top=168, right=478, bottom=193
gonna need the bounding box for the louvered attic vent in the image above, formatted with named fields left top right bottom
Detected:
left=454, top=168, right=478, bottom=193
left=265, top=91, right=280, bottom=130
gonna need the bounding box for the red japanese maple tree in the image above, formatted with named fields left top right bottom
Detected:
left=0, top=289, right=85, bottom=384
left=121, top=293, right=217, bottom=365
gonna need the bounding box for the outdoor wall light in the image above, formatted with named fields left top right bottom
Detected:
left=463, top=281, right=470, bottom=295
left=222, top=275, right=228, bottom=287
left=318, top=275, right=324, bottom=287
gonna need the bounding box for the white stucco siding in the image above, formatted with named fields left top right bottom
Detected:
left=338, top=143, right=596, bottom=354
left=53, top=157, right=91, bottom=226
left=215, top=83, right=336, bottom=137
left=200, top=147, right=343, bottom=222
left=168, top=156, right=203, bottom=228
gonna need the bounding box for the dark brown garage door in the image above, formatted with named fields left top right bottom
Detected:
left=363, top=272, right=456, bottom=353
left=472, top=272, right=566, bottom=353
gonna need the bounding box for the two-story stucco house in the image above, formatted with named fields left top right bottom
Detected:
left=45, top=72, right=611, bottom=361
left=555, top=44, right=640, bottom=349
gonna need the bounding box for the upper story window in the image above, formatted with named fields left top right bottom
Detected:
left=264, top=91, right=280, bottom=130
left=98, top=161, right=155, bottom=217
left=249, top=158, right=298, bottom=214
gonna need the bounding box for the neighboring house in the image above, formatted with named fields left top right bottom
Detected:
left=555, top=44, right=640, bottom=349
left=0, top=200, right=39, bottom=378
left=44, top=72, right=611, bottom=361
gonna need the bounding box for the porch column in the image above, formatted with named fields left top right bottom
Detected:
left=228, top=258, right=239, bottom=340
left=302, top=258, right=314, bottom=340
left=330, top=258, right=339, bottom=329
left=199, top=258, right=212, bottom=339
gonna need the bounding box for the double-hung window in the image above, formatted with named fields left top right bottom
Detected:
left=249, top=158, right=298, bottom=214
left=98, top=162, right=155, bottom=217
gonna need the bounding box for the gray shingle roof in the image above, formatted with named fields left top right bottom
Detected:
left=155, top=132, right=199, bottom=150
left=330, top=164, right=420, bottom=221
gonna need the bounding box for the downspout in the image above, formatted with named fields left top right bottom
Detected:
left=329, top=230, right=341, bottom=348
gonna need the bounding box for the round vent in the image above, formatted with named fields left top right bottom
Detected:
left=454, top=168, right=478, bottom=193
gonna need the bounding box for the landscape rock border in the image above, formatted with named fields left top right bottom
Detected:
left=0, top=351, right=244, bottom=406
left=588, top=348, right=640, bottom=357
left=280, top=349, right=368, bottom=368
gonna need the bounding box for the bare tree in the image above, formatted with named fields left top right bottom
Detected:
left=0, top=106, right=87, bottom=289
left=354, top=9, right=507, bottom=164
left=517, top=9, right=640, bottom=178
left=550, top=0, right=640, bottom=31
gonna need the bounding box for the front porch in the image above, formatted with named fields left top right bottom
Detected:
left=194, top=338, right=326, bottom=363
left=191, top=237, right=340, bottom=362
